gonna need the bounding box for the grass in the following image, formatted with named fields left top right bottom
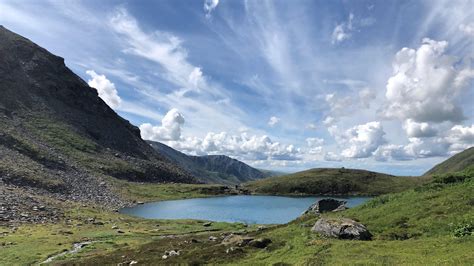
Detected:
left=110, top=178, right=231, bottom=202
left=425, top=147, right=474, bottom=176
left=1, top=174, right=472, bottom=265
left=244, top=168, right=430, bottom=196
left=0, top=201, right=250, bottom=265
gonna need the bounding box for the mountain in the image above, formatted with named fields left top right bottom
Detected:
left=424, top=147, right=474, bottom=176
left=0, top=26, right=196, bottom=208
left=244, top=168, right=429, bottom=195
left=148, top=141, right=266, bottom=184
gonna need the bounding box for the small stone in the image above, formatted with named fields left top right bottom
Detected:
left=203, top=222, right=212, bottom=227
left=162, top=255, right=168, bottom=260
left=209, top=236, right=218, bottom=241
left=112, top=225, right=119, bottom=229
left=129, top=261, right=138, bottom=265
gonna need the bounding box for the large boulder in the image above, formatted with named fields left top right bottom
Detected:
left=311, top=218, right=372, bottom=240
left=305, top=199, right=347, bottom=214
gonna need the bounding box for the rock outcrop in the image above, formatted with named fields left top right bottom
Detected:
left=305, top=198, right=347, bottom=214
left=311, top=218, right=372, bottom=240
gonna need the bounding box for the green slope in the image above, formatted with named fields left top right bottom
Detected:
left=244, top=168, right=429, bottom=196
left=425, top=147, right=474, bottom=176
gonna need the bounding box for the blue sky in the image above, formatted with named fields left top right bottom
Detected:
left=1, top=0, right=473, bottom=175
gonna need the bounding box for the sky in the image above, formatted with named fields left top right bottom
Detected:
left=1, top=0, right=473, bottom=175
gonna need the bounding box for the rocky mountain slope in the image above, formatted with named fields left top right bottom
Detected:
left=0, top=26, right=196, bottom=220
left=244, top=168, right=429, bottom=195
left=148, top=141, right=266, bottom=184
left=424, top=147, right=474, bottom=176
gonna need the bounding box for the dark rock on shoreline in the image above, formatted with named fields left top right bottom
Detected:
left=305, top=198, right=347, bottom=214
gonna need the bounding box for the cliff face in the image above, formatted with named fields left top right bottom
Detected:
left=148, top=141, right=266, bottom=185
left=0, top=26, right=196, bottom=213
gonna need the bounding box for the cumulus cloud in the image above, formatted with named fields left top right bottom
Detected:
left=329, top=121, right=386, bottom=158
left=359, top=88, right=376, bottom=108
left=403, top=119, right=437, bottom=138
left=375, top=124, right=474, bottom=161
left=204, top=0, right=219, bottom=18
left=374, top=137, right=450, bottom=161
left=306, top=137, right=324, bottom=154
left=86, top=70, right=122, bottom=109
left=268, top=116, right=280, bottom=127
left=140, top=109, right=301, bottom=161
left=446, top=124, right=474, bottom=153
left=169, top=132, right=301, bottom=161
left=459, top=23, right=474, bottom=37
left=384, top=38, right=474, bottom=123
left=324, top=151, right=342, bottom=161
left=140, top=108, right=185, bottom=141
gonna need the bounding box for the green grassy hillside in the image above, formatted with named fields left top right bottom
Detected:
left=425, top=147, right=474, bottom=176
left=13, top=161, right=471, bottom=265
left=244, top=168, right=429, bottom=196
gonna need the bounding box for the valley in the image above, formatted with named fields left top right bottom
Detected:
left=0, top=25, right=473, bottom=265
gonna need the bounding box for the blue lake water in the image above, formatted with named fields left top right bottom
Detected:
left=120, top=195, right=371, bottom=224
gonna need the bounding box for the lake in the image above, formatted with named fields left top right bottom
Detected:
left=120, top=195, right=371, bottom=224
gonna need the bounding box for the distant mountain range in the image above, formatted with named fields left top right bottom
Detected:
left=148, top=141, right=270, bottom=185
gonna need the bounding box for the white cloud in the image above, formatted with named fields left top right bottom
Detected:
left=109, top=8, right=221, bottom=97
left=322, top=87, right=376, bottom=126
left=324, top=151, right=342, bottom=161
left=86, top=70, right=122, bottom=109
left=169, top=132, right=301, bottom=161
left=204, top=0, right=219, bottom=18
left=306, top=137, right=324, bottom=154
left=338, top=121, right=387, bottom=158
left=446, top=124, right=474, bottom=153
left=375, top=124, right=474, bottom=161
left=268, top=116, right=280, bottom=127
left=140, top=108, right=185, bottom=141
left=323, top=116, right=336, bottom=126
left=403, top=119, right=437, bottom=138
left=359, top=88, right=376, bottom=108
left=384, top=38, right=474, bottom=123
left=459, top=23, right=474, bottom=37
left=306, top=123, right=317, bottom=130
left=331, top=24, right=351, bottom=44
left=331, top=13, right=375, bottom=44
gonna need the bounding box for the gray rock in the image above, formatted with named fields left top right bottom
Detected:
left=305, top=199, right=347, bottom=214
left=311, top=218, right=372, bottom=240
left=203, top=222, right=212, bottom=227
left=221, top=234, right=254, bottom=246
